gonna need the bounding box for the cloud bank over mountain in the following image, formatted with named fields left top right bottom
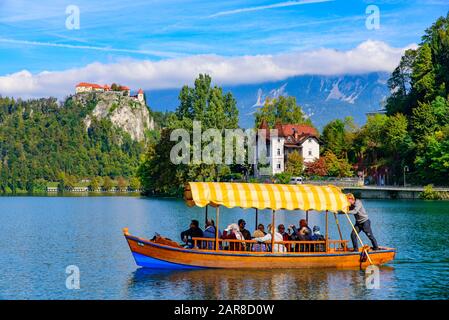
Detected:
left=0, top=40, right=416, bottom=99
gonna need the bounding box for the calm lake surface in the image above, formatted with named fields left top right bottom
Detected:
left=0, top=195, right=448, bottom=300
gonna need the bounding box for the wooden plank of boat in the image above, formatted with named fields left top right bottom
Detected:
left=124, top=232, right=396, bottom=269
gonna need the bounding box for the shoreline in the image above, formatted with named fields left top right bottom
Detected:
left=1, top=191, right=449, bottom=201
left=2, top=184, right=449, bottom=200
left=0, top=191, right=143, bottom=197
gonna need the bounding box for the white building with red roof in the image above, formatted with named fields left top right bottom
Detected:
left=75, top=82, right=108, bottom=94
left=258, top=120, right=320, bottom=176
left=75, top=82, right=132, bottom=96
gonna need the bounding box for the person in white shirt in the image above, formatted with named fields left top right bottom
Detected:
left=253, top=224, right=286, bottom=252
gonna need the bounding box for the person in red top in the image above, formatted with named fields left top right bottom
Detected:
left=222, top=223, right=244, bottom=251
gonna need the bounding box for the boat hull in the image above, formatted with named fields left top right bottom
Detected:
left=125, top=234, right=396, bottom=269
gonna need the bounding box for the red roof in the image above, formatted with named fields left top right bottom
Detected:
left=275, top=124, right=318, bottom=137
left=138, top=88, right=144, bottom=94
left=76, top=82, right=132, bottom=91
left=76, top=82, right=104, bottom=89
left=257, top=121, right=318, bottom=142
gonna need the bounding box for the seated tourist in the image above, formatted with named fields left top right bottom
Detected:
left=252, top=230, right=267, bottom=252
left=238, top=219, right=252, bottom=240
left=289, top=219, right=312, bottom=252
left=278, top=224, right=291, bottom=251
left=253, top=224, right=286, bottom=252
left=222, top=223, right=244, bottom=251
left=311, top=226, right=324, bottom=241
left=180, top=219, right=203, bottom=248
left=203, top=219, right=219, bottom=249
left=257, top=223, right=267, bottom=235
left=278, top=224, right=290, bottom=241
left=311, top=226, right=325, bottom=252
left=290, top=219, right=312, bottom=241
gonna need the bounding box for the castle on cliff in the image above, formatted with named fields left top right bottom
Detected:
left=75, top=82, right=145, bottom=103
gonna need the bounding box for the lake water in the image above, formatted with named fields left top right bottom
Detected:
left=0, top=195, right=448, bottom=300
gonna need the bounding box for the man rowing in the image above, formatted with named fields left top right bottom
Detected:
left=346, top=193, right=380, bottom=251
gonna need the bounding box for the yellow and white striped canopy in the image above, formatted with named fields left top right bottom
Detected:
left=184, top=182, right=349, bottom=213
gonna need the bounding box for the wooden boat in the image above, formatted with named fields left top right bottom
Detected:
left=124, top=182, right=396, bottom=269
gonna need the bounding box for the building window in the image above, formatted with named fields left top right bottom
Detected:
left=277, top=163, right=281, bottom=169
left=277, top=148, right=281, bottom=155
left=308, top=149, right=312, bottom=156
left=308, top=138, right=312, bottom=143
left=278, top=138, right=281, bottom=143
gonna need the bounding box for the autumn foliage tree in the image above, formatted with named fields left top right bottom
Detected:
left=304, top=158, right=328, bottom=177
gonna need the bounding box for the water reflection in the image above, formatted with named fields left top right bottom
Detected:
left=126, top=266, right=396, bottom=300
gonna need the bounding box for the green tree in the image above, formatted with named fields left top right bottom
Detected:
left=412, top=101, right=438, bottom=140
left=414, top=130, right=449, bottom=184
left=138, top=74, right=240, bottom=196
left=412, top=43, right=436, bottom=102
left=129, top=177, right=141, bottom=191
left=323, top=151, right=353, bottom=177
left=285, top=151, right=304, bottom=176
left=103, top=176, right=113, bottom=191
left=386, top=49, right=417, bottom=115
left=422, top=12, right=449, bottom=97
left=322, top=119, right=346, bottom=156
left=138, top=129, right=184, bottom=195
left=89, top=177, right=100, bottom=191
left=254, top=96, right=312, bottom=128
left=384, top=114, right=412, bottom=154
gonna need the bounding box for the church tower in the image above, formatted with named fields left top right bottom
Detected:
left=137, top=89, right=145, bottom=103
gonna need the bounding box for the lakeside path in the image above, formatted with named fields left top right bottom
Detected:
left=343, top=186, right=449, bottom=199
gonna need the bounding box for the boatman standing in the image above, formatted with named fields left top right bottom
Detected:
left=346, top=193, right=380, bottom=251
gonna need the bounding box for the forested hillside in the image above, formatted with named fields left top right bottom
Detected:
left=0, top=95, right=147, bottom=193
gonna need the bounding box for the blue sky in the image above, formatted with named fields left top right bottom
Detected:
left=0, top=0, right=448, bottom=97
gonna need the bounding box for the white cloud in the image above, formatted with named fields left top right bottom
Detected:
left=0, top=40, right=417, bottom=99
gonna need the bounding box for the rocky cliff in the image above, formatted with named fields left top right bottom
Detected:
left=77, top=92, right=154, bottom=142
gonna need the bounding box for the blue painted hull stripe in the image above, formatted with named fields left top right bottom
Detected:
left=126, top=235, right=396, bottom=258
left=132, top=252, right=203, bottom=269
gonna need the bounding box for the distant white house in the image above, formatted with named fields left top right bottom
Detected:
left=257, top=121, right=320, bottom=176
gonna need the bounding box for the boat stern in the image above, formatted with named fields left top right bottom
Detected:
left=123, top=228, right=202, bottom=269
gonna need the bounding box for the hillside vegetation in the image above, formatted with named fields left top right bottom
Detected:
left=0, top=95, right=149, bottom=193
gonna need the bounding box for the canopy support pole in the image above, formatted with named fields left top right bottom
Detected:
left=325, top=210, right=329, bottom=252
left=306, top=210, right=309, bottom=223
left=205, top=205, right=208, bottom=225
left=271, top=210, right=275, bottom=253
left=343, top=212, right=373, bottom=265
left=255, top=208, right=259, bottom=231
left=215, top=206, right=220, bottom=251
left=333, top=212, right=344, bottom=249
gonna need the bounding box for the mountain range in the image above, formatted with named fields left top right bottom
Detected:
left=145, top=72, right=391, bottom=129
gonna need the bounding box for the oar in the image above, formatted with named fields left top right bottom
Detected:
left=343, top=213, right=373, bottom=265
